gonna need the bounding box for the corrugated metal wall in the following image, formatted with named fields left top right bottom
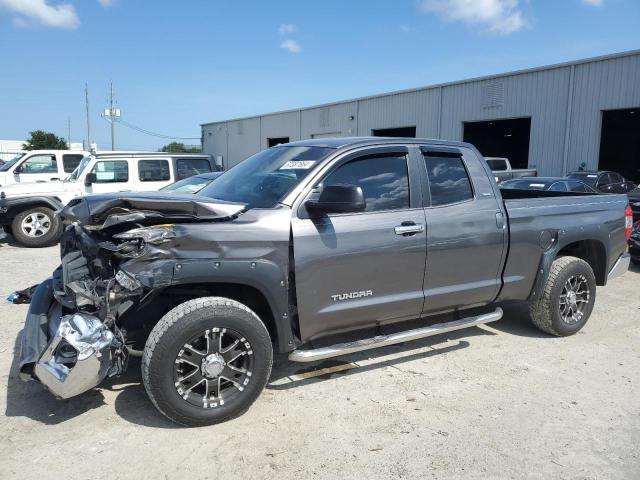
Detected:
left=202, top=51, right=640, bottom=174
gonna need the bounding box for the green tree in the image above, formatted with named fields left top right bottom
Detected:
left=159, top=142, right=201, bottom=153
left=22, top=130, right=68, bottom=150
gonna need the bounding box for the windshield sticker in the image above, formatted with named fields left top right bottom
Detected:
left=529, top=183, right=546, bottom=188
left=280, top=160, right=316, bottom=170
left=587, top=175, right=597, bottom=178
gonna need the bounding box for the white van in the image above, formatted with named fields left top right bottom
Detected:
left=0, top=150, right=89, bottom=187
left=0, top=151, right=216, bottom=247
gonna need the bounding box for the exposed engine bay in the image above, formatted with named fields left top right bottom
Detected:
left=15, top=192, right=272, bottom=399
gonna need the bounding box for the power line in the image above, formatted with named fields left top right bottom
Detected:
left=115, top=118, right=200, bottom=140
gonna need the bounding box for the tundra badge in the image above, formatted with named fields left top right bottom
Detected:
left=331, top=290, right=373, bottom=302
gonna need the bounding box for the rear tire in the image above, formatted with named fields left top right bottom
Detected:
left=142, top=297, right=273, bottom=427
left=11, top=207, right=62, bottom=247
left=529, top=256, right=596, bottom=336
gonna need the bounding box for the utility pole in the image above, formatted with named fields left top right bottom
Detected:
left=109, top=81, right=115, bottom=150
left=67, top=117, right=71, bottom=148
left=104, top=81, right=120, bottom=150
left=85, top=83, right=92, bottom=151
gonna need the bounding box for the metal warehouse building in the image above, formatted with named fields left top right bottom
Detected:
left=202, top=50, right=640, bottom=182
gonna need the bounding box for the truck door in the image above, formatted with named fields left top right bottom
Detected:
left=291, top=146, right=427, bottom=341
left=420, top=146, right=506, bottom=314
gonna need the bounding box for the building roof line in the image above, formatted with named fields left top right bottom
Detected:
left=201, top=49, right=640, bottom=127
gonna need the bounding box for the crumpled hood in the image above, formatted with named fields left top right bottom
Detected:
left=60, top=191, right=247, bottom=230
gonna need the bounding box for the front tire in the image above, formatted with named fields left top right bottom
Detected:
left=529, top=256, right=597, bottom=336
left=11, top=207, right=62, bottom=247
left=142, top=297, right=273, bottom=427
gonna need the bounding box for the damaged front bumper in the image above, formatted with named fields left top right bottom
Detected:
left=18, top=279, right=121, bottom=398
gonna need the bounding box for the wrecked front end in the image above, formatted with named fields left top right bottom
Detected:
left=16, top=192, right=258, bottom=399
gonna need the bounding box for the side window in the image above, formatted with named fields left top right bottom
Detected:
left=323, top=153, right=410, bottom=212
left=20, top=154, right=57, bottom=174
left=91, top=160, right=129, bottom=183
left=567, top=180, right=589, bottom=192
left=597, top=174, right=612, bottom=186
left=176, top=158, right=212, bottom=180
left=62, top=154, right=84, bottom=173
left=139, top=159, right=170, bottom=182
left=548, top=181, right=568, bottom=192
left=424, top=154, right=473, bottom=206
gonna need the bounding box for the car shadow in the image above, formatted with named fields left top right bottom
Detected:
left=5, top=322, right=494, bottom=428
left=0, top=230, right=23, bottom=248
left=488, top=301, right=555, bottom=339
left=3, top=302, right=549, bottom=428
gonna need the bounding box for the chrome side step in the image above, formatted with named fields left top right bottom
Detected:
left=289, top=307, right=503, bottom=363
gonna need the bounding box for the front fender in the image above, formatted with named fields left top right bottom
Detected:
left=170, top=258, right=294, bottom=352
left=0, top=195, right=64, bottom=224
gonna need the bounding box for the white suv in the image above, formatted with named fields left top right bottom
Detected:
left=0, top=151, right=216, bottom=247
left=0, top=150, right=89, bottom=187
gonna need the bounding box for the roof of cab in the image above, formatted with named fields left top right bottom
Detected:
left=283, top=136, right=472, bottom=150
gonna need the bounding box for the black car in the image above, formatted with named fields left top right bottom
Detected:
left=567, top=171, right=637, bottom=194
left=629, top=220, right=640, bottom=266
left=628, top=186, right=640, bottom=223
left=500, top=177, right=598, bottom=193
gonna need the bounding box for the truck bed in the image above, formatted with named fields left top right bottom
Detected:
left=497, top=191, right=629, bottom=302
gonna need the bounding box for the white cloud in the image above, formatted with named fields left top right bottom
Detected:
left=278, top=23, right=297, bottom=35
left=399, top=24, right=413, bottom=32
left=581, top=0, right=603, bottom=6
left=281, top=39, right=301, bottom=53
left=98, top=0, right=115, bottom=7
left=419, top=0, right=525, bottom=35
left=0, top=0, right=79, bottom=29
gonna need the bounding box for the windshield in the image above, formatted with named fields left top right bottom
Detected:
left=567, top=172, right=598, bottom=186
left=199, top=146, right=333, bottom=208
left=66, top=156, right=92, bottom=181
left=160, top=173, right=222, bottom=194
left=0, top=153, right=26, bottom=172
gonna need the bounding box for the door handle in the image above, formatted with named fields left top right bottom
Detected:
left=50, top=177, right=60, bottom=181
left=394, top=223, right=424, bottom=236
left=119, top=189, right=131, bottom=192
left=495, top=212, right=505, bottom=229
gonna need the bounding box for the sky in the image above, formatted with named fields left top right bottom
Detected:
left=0, top=0, right=638, bottom=151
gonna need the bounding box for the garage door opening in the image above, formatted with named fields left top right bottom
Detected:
left=372, top=126, right=416, bottom=138
left=598, top=108, right=640, bottom=183
left=463, top=118, right=531, bottom=169
left=268, top=137, right=289, bottom=147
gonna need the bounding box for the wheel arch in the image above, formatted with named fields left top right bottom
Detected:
left=528, top=238, right=607, bottom=302
left=4, top=197, right=64, bottom=223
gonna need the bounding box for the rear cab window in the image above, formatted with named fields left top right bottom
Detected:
left=486, top=158, right=508, bottom=171
left=176, top=158, right=212, bottom=180
left=423, top=152, right=474, bottom=206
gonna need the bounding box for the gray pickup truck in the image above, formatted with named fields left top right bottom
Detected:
left=14, top=137, right=632, bottom=426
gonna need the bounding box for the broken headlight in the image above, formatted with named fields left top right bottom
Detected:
left=103, top=225, right=176, bottom=257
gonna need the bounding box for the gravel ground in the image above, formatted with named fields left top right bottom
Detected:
left=1, top=240, right=639, bottom=480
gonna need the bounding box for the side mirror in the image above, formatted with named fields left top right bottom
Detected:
left=305, top=184, right=365, bottom=214
left=84, top=172, right=97, bottom=186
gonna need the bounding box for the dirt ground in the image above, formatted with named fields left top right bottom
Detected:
left=0, top=240, right=639, bottom=480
